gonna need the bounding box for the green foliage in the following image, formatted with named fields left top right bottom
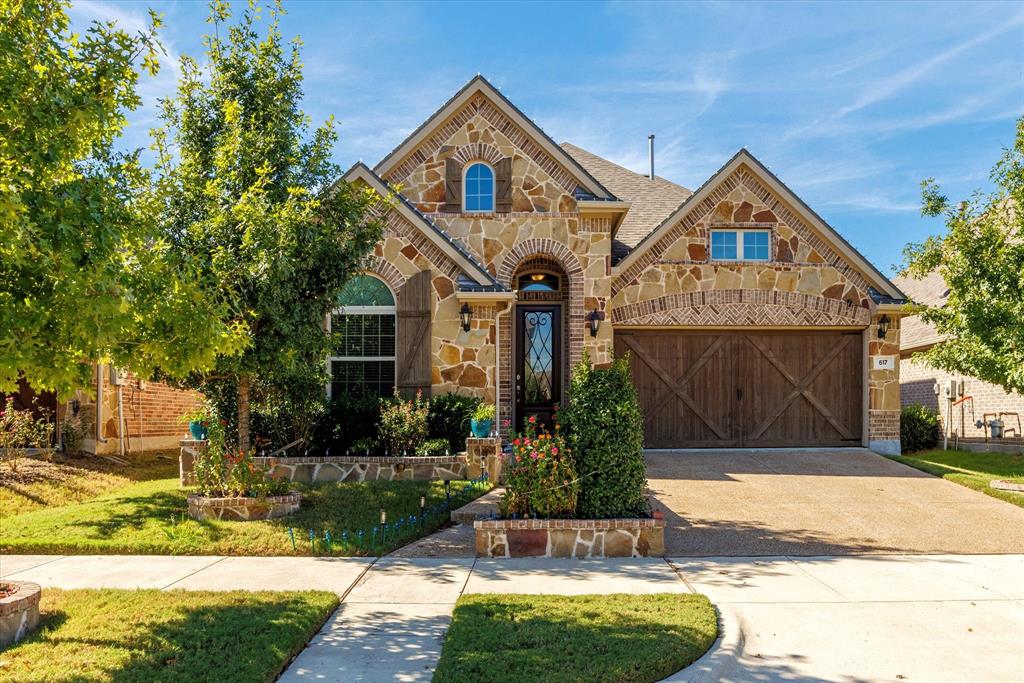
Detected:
left=559, top=351, right=647, bottom=519
left=0, top=0, right=244, bottom=397
left=378, top=390, right=428, bottom=456
left=311, top=394, right=385, bottom=455
left=0, top=396, right=55, bottom=471
left=152, top=0, right=383, bottom=451
left=500, top=418, right=578, bottom=518
left=189, top=402, right=289, bottom=497
left=471, top=403, right=496, bottom=422
left=900, top=404, right=941, bottom=453
left=416, top=438, right=451, bottom=457
left=428, top=393, right=481, bottom=452
left=901, top=117, right=1024, bottom=394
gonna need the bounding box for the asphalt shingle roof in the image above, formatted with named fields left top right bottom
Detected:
left=560, top=142, right=692, bottom=263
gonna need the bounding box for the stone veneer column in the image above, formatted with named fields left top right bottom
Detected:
left=466, top=437, right=504, bottom=483
left=179, top=439, right=208, bottom=486
left=867, top=315, right=901, bottom=455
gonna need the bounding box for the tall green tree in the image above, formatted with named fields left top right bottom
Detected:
left=901, top=117, right=1024, bottom=394
left=153, top=0, right=383, bottom=452
left=0, top=0, right=244, bottom=397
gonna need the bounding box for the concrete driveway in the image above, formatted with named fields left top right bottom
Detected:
left=646, top=448, right=1024, bottom=556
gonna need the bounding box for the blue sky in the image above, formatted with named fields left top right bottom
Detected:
left=70, top=0, right=1024, bottom=276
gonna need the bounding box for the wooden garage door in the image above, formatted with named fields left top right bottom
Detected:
left=615, top=330, right=863, bottom=448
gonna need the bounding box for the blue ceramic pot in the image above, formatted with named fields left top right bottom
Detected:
left=470, top=418, right=493, bottom=438
left=188, top=420, right=209, bottom=441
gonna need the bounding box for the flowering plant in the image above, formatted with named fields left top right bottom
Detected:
left=379, top=390, right=428, bottom=456
left=192, top=404, right=288, bottom=498
left=499, top=415, right=579, bottom=518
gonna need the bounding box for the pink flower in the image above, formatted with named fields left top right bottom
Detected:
left=551, top=447, right=559, bottom=455
left=528, top=415, right=536, bottom=424
left=530, top=451, right=539, bottom=459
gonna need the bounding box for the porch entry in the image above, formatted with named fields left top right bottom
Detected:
left=616, top=329, right=864, bottom=448
left=514, top=305, right=562, bottom=430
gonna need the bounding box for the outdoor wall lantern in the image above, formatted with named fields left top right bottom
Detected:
left=587, top=310, right=603, bottom=337
left=459, top=303, right=473, bottom=332
left=877, top=314, right=891, bottom=339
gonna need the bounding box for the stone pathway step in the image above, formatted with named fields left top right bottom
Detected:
left=449, top=487, right=503, bottom=523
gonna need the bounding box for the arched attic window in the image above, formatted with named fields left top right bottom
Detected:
left=463, top=162, right=495, bottom=212
left=328, top=275, right=396, bottom=398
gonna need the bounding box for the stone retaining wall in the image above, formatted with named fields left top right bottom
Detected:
left=252, top=455, right=470, bottom=483
left=474, top=518, right=665, bottom=558
left=187, top=491, right=301, bottom=521
left=0, top=581, right=41, bottom=647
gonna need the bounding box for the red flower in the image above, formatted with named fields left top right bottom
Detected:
left=513, top=438, right=520, bottom=446
left=528, top=415, right=536, bottom=424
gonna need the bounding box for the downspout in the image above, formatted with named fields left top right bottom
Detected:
left=117, top=380, right=125, bottom=457
left=493, top=296, right=516, bottom=438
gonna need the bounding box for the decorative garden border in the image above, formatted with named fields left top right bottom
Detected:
left=0, top=581, right=41, bottom=647
left=187, top=491, right=302, bottom=521
left=474, top=517, right=665, bottom=558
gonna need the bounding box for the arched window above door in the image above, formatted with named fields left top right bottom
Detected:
left=517, top=272, right=560, bottom=292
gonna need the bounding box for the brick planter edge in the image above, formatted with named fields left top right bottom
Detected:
left=187, top=491, right=302, bottom=521
left=0, top=581, right=41, bottom=647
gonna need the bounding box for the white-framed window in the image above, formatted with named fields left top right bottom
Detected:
left=710, top=229, right=771, bottom=262
left=327, top=275, right=396, bottom=399
left=463, top=162, right=495, bottom=212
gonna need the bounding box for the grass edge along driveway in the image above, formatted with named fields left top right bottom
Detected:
left=0, top=588, right=337, bottom=682
left=433, top=593, right=718, bottom=683
left=891, top=449, right=1024, bottom=509
left=0, top=476, right=492, bottom=556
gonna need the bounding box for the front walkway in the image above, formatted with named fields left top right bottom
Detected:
left=646, top=448, right=1024, bottom=555
left=3, top=552, right=1022, bottom=682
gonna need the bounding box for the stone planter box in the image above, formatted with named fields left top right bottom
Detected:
left=474, top=517, right=665, bottom=558
left=179, top=438, right=207, bottom=487
left=0, top=581, right=41, bottom=647
left=187, top=491, right=301, bottom=521
left=251, top=455, right=470, bottom=483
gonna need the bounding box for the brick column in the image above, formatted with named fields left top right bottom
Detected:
left=179, top=439, right=208, bottom=487
left=868, top=315, right=901, bottom=455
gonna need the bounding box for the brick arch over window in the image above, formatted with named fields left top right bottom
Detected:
left=362, top=256, right=406, bottom=291
left=497, top=240, right=586, bottom=431
left=451, top=142, right=505, bottom=167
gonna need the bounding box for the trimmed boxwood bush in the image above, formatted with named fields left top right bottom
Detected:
left=428, top=393, right=481, bottom=453
left=901, top=403, right=941, bottom=453
left=559, top=352, right=647, bottom=519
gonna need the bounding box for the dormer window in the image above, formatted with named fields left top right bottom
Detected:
left=464, top=162, right=495, bottom=212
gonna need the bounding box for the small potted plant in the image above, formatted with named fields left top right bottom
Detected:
left=470, top=403, right=496, bottom=438
left=180, top=407, right=210, bottom=441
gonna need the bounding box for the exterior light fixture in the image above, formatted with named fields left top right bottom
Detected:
left=877, top=314, right=891, bottom=339
left=460, top=302, right=472, bottom=332
left=587, top=310, right=603, bottom=337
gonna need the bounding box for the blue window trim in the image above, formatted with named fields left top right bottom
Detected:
left=463, top=162, right=495, bottom=213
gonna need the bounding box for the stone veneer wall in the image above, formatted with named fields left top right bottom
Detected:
left=253, top=455, right=469, bottom=483
left=474, top=518, right=665, bottom=559
left=187, top=492, right=301, bottom=522
left=868, top=316, right=901, bottom=454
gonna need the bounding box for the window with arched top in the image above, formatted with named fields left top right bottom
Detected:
left=464, top=162, right=495, bottom=212
left=327, top=275, right=396, bottom=398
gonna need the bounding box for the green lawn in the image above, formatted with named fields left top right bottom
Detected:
left=0, top=588, right=336, bottom=682
left=433, top=593, right=718, bottom=683
left=0, top=453, right=178, bottom=516
left=0, top=475, right=491, bottom=556
left=893, top=449, right=1024, bottom=509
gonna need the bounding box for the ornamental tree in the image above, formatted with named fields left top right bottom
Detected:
left=0, top=0, right=244, bottom=397
left=153, top=0, right=383, bottom=452
left=901, top=117, right=1024, bottom=394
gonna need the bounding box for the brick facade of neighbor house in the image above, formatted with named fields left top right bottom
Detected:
left=894, top=271, right=1024, bottom=442
left=338, top=76, right=909, bottom=452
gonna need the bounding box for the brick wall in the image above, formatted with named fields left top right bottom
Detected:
left=901, top=356, right=1024, bottom=439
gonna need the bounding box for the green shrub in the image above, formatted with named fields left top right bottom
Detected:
left=427, top=393, right=480, bottom=453
left=192, top=410, right=289, bottom=498
left=559, top=351, right=647, bottom=519
left=901, top=404, right=941, bottom=453
left=500, top=418, right=578, bottom=518
left=417, top=438, right=451, bottom=457
left=311, top=394, right=385, bottom=455
left=379, top=390, right=429, bottom=456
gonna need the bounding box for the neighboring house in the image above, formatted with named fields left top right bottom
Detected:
left=895, top=272, right=1024, bottom=442
left=7, top=368, right=199, bottom=456
left=332, top=75, right=909, bottom=455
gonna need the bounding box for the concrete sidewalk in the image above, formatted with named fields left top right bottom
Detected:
left=3, top=553, right=1022, bottom=681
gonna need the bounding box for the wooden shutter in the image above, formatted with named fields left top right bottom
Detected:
left=396, top=270, right=432, bottom=398
left=495, top=157, right=512, bottom=212
left=444, top=158, right=462, bottom=213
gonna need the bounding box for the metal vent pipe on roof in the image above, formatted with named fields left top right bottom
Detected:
left=648, top=134, right=655, bottom=180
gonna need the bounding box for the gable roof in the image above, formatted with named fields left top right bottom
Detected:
left=892, top=271, right=947, bottom=350
left=373, top=75, right=616, bottom=200
left=614, top=148, right=906, bottom=300
left=343, top=163, right=503, bottom=289
left=561, top=142, right=692, bottom=262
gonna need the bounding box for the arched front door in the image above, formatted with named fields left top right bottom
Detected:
left=513, top=268, right=564, bottom=430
